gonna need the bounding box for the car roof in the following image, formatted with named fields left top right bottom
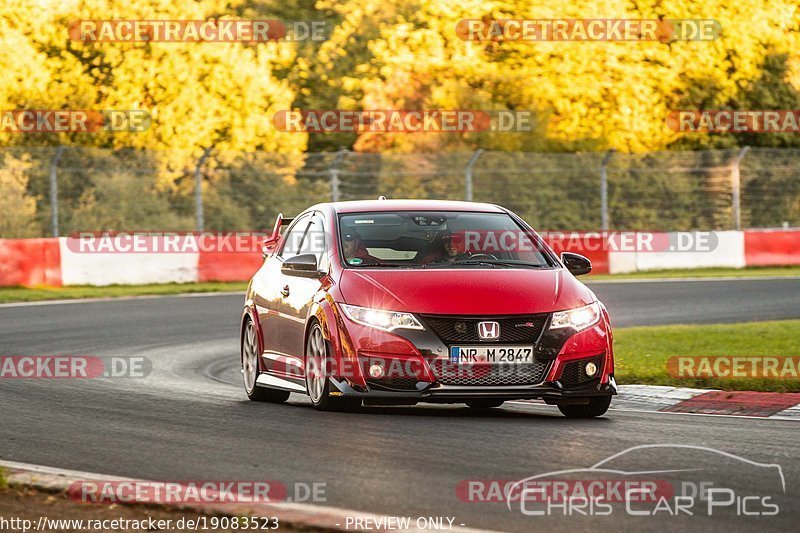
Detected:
left=314, top=199, right=507, bottom=214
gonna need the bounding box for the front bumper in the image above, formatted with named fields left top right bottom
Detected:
left=330, top=374, right=617, bottom=403
left=332, top=307, right=616, bottom=402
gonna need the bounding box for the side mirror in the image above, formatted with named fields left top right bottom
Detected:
left=561, top=252, right=592, bottom=276
left=281, top=254, right=323, bottom=278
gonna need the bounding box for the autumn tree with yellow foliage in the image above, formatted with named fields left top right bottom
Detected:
left=0, top=0, right=798, bottom=234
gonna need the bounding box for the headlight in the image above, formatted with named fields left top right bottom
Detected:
left=549, top=302, right=601, bottom=331
left=340, top=304, right=424, bottom=332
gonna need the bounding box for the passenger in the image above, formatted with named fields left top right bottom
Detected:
left=341, top=231, right=382, bottom=265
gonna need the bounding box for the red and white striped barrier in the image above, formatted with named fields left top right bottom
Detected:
left=0, top=238, right=62, bottom=286
left=0, top=230, right=798, bottom=286
left=59, top=238, right=199, bottom=286
left=543, top=229, right=798, bottom=274
left=744, top=229, right=800, bottom=267
left=609, top=230, right=746, bottom=274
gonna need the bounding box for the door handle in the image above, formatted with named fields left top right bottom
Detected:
left=281, top=285, right=290, bottom=298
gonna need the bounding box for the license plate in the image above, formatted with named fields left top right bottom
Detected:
left=449, top=345, right=534, bottom=364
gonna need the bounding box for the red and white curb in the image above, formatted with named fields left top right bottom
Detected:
left=513, top=385, right=800, bottom=419
left=0, top=460, right=493, bottom=533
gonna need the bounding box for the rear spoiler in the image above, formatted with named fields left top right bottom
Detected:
left=272, top=213, right=293, bottom=236
left=262, top=213, right=293, bottom=255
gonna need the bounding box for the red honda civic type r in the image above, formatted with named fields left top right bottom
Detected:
left=240, top=199, right=616, bottom=417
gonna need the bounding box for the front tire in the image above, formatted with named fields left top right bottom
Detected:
left=242, top=319, right=290, bottom=403
left=305, top=323, right=361, bottom=412
left=557, top=396, right=611, bottom=418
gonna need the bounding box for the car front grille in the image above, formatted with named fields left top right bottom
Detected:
left=420, top=314, right=548, bottom=344
left=430, top=360, right=550, bottom=386
left=559, top=355, right=604, bottom=386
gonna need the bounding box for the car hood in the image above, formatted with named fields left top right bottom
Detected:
left=339, top=268, right=595, bottom=315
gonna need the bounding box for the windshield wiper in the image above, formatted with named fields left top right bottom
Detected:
left=482, top=260, right=550, bottom=268
left=353, top=262, right=422, bottom=268
left=427, top=259, right=549, bottom=269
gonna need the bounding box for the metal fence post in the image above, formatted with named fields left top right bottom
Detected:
left=329, top=149, right=348, bottom=202
left=600, top=149, right=615, bottom=231
left=49, top=146, right=65, bottom=237
left=731, top=146, right=750, bottom=230
left=464, top=149, right=484, bottom=202
left=195, top=146, right=213, bottom=232
left=330, top=169, right=340, bottom=203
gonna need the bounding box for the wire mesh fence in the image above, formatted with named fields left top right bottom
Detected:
left=1, top=146, right=798, bottom=237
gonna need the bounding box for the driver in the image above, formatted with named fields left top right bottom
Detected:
left=341, top=231, right=382, bottom=265
left=422, top=230, right=471, bottom=263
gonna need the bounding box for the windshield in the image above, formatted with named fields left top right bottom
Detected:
left=338, top=211, right=554, bottom=269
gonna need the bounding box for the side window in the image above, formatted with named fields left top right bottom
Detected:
left=299, top=214, right=327, bottom=267
left=279, top=214, right=311, bottom=259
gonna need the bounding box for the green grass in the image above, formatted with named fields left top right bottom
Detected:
left=615, top=320, right=800, bottom=392
left=587, top=265, right=800, bottom=281
left=0, top=282, right=247, bottom=304
left=0, top=466, right=7, bottom=489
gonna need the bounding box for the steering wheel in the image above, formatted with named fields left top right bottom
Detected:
left=465, top=253, right=498, bottom=261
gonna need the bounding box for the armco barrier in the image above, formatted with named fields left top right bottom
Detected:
left=0, top=230, right=798, bottom=287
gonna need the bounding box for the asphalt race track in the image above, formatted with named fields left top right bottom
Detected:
left=589, top=277, right=800, bottom=326
left=1, top=278, right=799, bottom=531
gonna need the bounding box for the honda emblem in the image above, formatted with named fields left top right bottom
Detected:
left=477, top=321, right=500, bottom=340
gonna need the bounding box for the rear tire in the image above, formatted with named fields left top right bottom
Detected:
left=242, top=319, right=290, bottom=403
left=305, top=323, right=361, bottom=412
left=557, top=396, right=611, bottom=418
left=466, top=399, right=504, bottom=409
